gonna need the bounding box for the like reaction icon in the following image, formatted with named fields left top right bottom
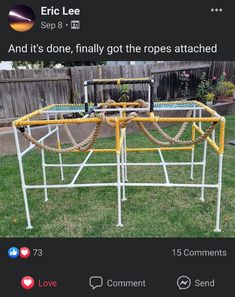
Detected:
left=8, top=247, right=19, bottom=259
left=21, top=276, right=35, bottom=290
left=20, top=247, right=31, bottom=259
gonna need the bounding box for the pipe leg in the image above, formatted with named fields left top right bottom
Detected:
left=56, top=123, right=64, bottom=181
left=190, top=148, right=195, bottom=180
left=214, top=154, right=223, bottom=232
left=13, top=126, right=33, bottom=229
left=116, top=154, right=123, bottom=227
left=121, top=138, right=127, bottom=202
left=41, top=145, right=48, bottom=202
left=200, top=140, right=207, bottom=202
left=124, top=133, right=128, bottom=182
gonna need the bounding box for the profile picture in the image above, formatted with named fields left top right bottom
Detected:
left=8, top=5, right=35, bottom=32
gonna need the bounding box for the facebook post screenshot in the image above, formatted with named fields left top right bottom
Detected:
left=0, top=0, right=234, bottom=296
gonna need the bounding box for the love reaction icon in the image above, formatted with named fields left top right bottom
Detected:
left=21, top=276, right=35, bottom=290
left=20, top=247, right=31, bottom=259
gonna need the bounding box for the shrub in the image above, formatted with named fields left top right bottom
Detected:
left=205, top=92, right=215, bottom=101
left=215, top=81, right=235, bottom=98
left=196, top=72, right=213, bottom=100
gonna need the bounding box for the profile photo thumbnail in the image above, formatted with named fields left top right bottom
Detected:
left=8, top=5, right=35, bottom=32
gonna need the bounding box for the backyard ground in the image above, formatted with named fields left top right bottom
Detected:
left=0, top=115, right=234, bottom=238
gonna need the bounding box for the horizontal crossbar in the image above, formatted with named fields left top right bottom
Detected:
left=25, top=182, right=219, bottom=189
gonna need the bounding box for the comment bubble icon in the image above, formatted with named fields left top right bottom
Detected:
left=89, top=276, right=103, bottom=290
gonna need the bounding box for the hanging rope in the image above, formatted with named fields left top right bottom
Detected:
left=18, top=99, right=119, bottom=153
left=20, top=121, right=101, bottom=153
left=130, top=111, right=218, bottom=146
left=151, top=119, right=217, bottom=145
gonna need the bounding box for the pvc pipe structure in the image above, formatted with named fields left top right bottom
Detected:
left=13, top=99, right=225, bottom=232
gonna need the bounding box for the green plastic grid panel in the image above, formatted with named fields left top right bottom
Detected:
left=46, top=101, right=199, bottom=112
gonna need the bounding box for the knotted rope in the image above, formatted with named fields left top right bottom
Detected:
left=20, top=121, right=101, bottom=153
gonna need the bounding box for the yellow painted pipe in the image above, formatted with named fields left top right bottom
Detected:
left=119, top=128, right=126, bottom=149
left=194, top=100, right=217, bottom=116
left=126, top=147, right=193, bottom=152
left=16, top=118, right=102, bottom=127
left=219, top=117, right=225, bottom=154
left=13, top=104, right=56, bottom=126
left=16, top=116, right=221, bottom=127
left=57, top=141, right=62, bottom=150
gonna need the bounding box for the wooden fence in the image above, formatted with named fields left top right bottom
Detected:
left=0, top=61, right=234, bottom=125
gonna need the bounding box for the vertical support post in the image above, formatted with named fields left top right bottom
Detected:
left=199, top=109, right=202, bottom=129
left=212, top=130, right=215, bottom=142
left=27, top=120, right=33, bottom=148
left=124, top=131, right=128, bottom=181
left=84, top=81, right=89, bottom=113
left=41, top=142, right=48, bottom=202
left=121, top=105, right=128, bottom=182
left=214, top=154, right=223, bottom=232
left=149, top=79, right=154, bottom=112
left=200, top=140, right=208, bottom=202
left=13, top=126, right=33, bottom=229
left=121, top=129, right=127, bottom=201
left=55, top=116, right=64, bottom=181
left=115, top=120, right=123, bottom=227
left=116, top=153, right=123, bottom=227
left=190, top=109, right=196, bottom=180
left=214, top=117, right=225, bottom=232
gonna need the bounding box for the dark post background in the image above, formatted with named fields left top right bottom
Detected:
left=0, top=1, right=234, bottom=296
left=0, top=0, right=234, bottom=60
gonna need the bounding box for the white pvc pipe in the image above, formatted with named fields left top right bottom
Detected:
left=214, top=154, right=223, bottom=232
left=124, top=183, right=218, bottom=188
left=125, top=162, right=203, bottom=166
left=190, top=109, right=196, bottom=180
left=158, top=149, right=170, bottom=184
left=21, top=128, right=57, bottom=157
left=84, top=83, right=88, bottom=104
left=44, top=162, right=204, bottom=168
left=25, top=182, right=219, bottom=189
left=70, top=151, right=93, bottom=185
left=199, top=109, right=202, bottom=129
left=200, top=140, right=208, bottom=202
left=27, top=120, right=33, bottom=148
left=55, top=115, right=64, bottom=181
left=212, top=130, right=215, bottom=142
left=121, top=130, right=126, bottom=201
left=116, top=154, right=123, bottom=227
left=41, top=143, right=48, bottom=202
left=190, top=149, right=195, bottom=180
left=45, top=163, right=117, bottom=167
left=148, top=84, right=151, bottom=109
left=124, top=132, right=128, bottom=181
left=13, top=126, right=33, bottom=229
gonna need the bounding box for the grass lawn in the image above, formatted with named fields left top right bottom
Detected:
left=0, top=115, right=234, bottom=238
